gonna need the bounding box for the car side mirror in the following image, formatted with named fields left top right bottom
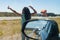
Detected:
left=22, top=19, right=59, bottom=40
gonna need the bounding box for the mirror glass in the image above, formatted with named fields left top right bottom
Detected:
left=24, top=20, right=49, bottom=40
left=26, top=20, right=48, bottom=29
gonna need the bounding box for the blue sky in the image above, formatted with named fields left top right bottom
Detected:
left=0, top=0, right=60, bottom=14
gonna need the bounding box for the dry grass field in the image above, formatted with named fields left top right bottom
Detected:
left=0, top=17, right=60, bottom=40
left=0, top=19, right=21, bottom=40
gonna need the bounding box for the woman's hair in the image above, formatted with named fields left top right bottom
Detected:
left=22, top=7, right=31, bottom=20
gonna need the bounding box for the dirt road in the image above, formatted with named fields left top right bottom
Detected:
left=0, top=33, right=21, bottom=40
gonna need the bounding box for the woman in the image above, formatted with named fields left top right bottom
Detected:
left=7, top=6, right=37, bottom=16
left=7, top=6, right=37, bottom=40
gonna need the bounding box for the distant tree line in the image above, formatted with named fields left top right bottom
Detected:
left=0, top=12, right=60, bottom=17
left=37, top=13, right=60, bottom=17
left=0, top=12, right=20, bottom=17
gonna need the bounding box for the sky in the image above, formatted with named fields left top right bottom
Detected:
left=0, top=0, right=60, bottom=14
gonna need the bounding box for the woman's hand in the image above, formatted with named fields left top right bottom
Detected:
left=29, top=6, right=33, bottom=9
left=7, top=6, right=11, bottom=9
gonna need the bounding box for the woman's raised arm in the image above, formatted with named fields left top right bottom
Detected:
left=7, top=6, right=21, bottom=16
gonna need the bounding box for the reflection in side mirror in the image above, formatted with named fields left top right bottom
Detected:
left=26, top=20, right=48, bottom=29
left=22, top=19, right=59, bottom=40
left=25, top=20, right=49, bottom=40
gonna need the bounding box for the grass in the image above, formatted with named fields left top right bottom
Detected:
left=0, top=19, right=21, bottom=37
